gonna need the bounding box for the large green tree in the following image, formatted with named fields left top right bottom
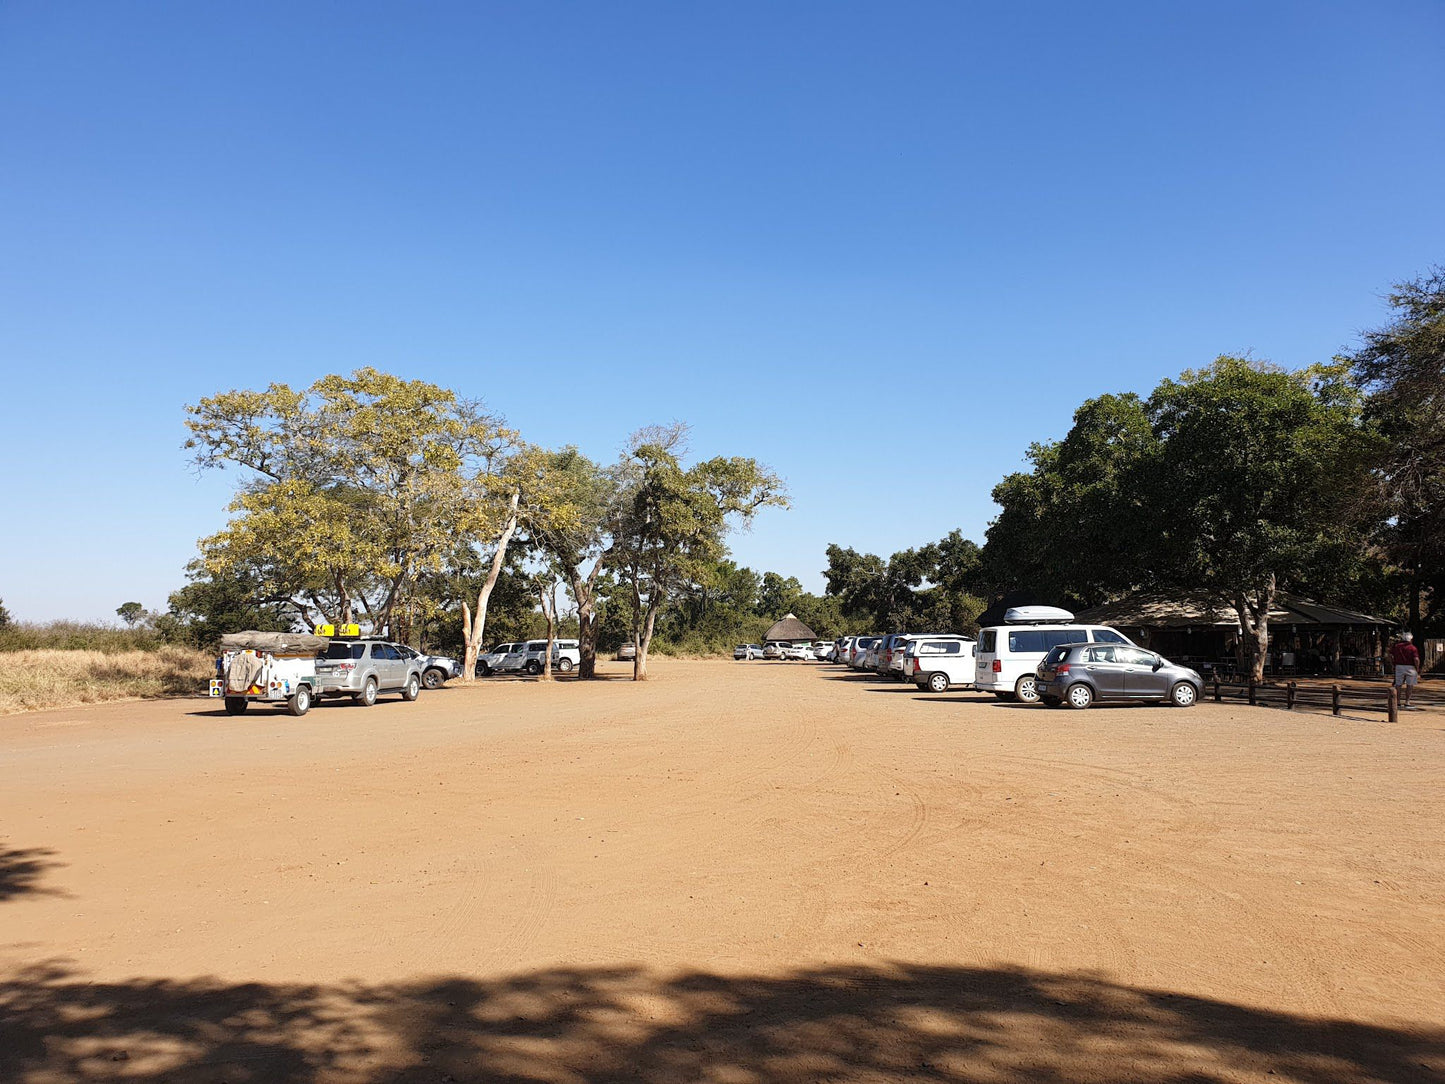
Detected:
left=609, top=426, right=787, bottom=680
left=187, top=369, right=512, bottom=639
left=1350, top=268, right=1445, bottom=635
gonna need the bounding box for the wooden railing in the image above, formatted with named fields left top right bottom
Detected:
left=1211, top=679, right=1399, bottom=722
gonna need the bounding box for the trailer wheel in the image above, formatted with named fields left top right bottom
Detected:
left=287, top=686, right=311, bottom=716
left=224, top=697, right=248, bottom=715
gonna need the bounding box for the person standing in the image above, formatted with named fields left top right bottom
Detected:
left=1390, top=631, right=1421, bottom=709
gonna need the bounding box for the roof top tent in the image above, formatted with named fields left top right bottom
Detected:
left=764, top=613, right=817, bottom=644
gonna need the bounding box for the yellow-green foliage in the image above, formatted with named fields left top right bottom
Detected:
left=0, top=648, right=214, bottom=715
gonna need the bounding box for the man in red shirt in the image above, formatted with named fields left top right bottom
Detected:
left=1389, top=631, right=1421, bottom=709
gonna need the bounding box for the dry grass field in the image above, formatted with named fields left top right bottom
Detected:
left=0, top=646, right=213, bottom=714
left=0, top=659, right=1441, bottom=1082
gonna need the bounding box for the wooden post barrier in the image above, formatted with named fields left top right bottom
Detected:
left=1213, top=677, right=1221, bottom=702
left=1248, top=681, right=1257, bottom=706
left=1387, top=686, right=1398, bottom=724
left=1332, top=685, right=1341, bottom=716
left=1287, top=681, right=1296, bottom=710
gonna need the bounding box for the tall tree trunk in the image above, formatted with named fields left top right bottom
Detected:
left=634, top=602, right=659, bottom=681
left=1234, top=574, right=1275, bottom=684
left=569, top=558, right=604, bottom=680
left=538, top=580, right=556, bottom=682
left=461, top=490, right=521, bottom=683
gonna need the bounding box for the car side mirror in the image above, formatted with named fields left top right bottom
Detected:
left=1152, top=659, right=1163, bottom=671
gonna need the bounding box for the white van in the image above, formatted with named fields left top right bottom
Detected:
left=905, top=636, right=978, bottom=692
left=974, top=606, right=1134, bottom=703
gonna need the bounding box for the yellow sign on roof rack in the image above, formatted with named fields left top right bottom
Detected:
left=313, top=623, right=360, bottom=639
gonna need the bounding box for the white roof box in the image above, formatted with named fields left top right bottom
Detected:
left=1004, top=606, right=1075, bottom=624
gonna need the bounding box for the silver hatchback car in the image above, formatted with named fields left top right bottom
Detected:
left=314, top=640, right=424, bottom=706
left=1035, top=642, right=1202, bottom=709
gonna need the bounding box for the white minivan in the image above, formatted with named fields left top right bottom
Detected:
left=906, top=636, right=978, bottom=692
left=974, top=607, right=1134, bottom=704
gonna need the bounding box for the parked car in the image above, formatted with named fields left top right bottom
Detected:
left=874, top=633, right=912, bottom=677
left=616, top=641, right=637, bottom=662
left=781, top=643, right=816, bottom=661
left=476, top=642, right=523, bottom=676
left=398, top=645, right=462, bottom=689
left=517, top=638, right=580, bottom=674
left=850, top=636, right=881, bottom=669
left=762, top=642, right=785, bottom=660
left=812, top=640, right=835, bottom=662
left=907, top=637, right=978, bottom=692
left=1036, top=642, right=1203, bottom=709
left=734, top=644, right=763, bottom=660
left=974, top=607, right=1134, bottom=704
left=315, top=639, right=424, bottom=706
left=836, top=636, right=856, bottom=664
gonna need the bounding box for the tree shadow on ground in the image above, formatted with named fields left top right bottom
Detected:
left=0, top=844, right=63, bottom=902
left=1, top=960, right=1439, bottom=1083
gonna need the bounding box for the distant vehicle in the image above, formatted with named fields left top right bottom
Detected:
left=477, top=642, right=523, bottom=676
left=762, top=642, right=785, bottom=660
left=616, top=641, right=637, bottom=662
left=314, top=638, right=424, bottom=707
left=850, top=636, right=881, bottom=669
left=906, top=637, right=978, bottom=693
left=514, top=638, right=579, bottom=674
left=812, top=640, right=834, bottom=661
left=874, top=633, right=913, bottom=677
left=397, top=645, right=462, bottom=689
left=1035, top=642, right=1202, bottom=709
left=781, top=643, right=815, bottom=661
left=734, top=643, right=762, bottom=660
left=974, top=608, right=1134, bottom=703
left=836, top=636, right=856, bottom=663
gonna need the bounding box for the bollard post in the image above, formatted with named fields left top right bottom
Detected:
left=1332, top=685, right=1341, bottom=716
left=1213, top=677, right=1221, bottom=703
left=1286, top=681, right=1296, bottom=710
left=1248, top=681, right=1257, bottom=706
left=1387, top=686, right=1398, bottom=724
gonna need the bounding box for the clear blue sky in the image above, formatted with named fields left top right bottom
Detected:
left=2, top=1, right=1442, bottom=622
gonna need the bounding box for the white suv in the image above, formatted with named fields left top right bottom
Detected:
left=974, top=607, right=1133, bottom=704
left=519, top=638, right=580, bottom=673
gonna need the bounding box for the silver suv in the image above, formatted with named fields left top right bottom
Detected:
left=315, top=640, right=424, bottom=706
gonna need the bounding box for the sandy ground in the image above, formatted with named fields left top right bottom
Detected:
left=1, top=659, right=1441, bottom=1083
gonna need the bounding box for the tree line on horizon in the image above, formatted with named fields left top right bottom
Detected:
left=10, top=269, right=1434, bottom=682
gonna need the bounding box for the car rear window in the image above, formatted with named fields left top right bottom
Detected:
left=324, top=643, right=364, bottom=660
left=980, top=631, right=996, bottom=652
left=1042, top=646, right=1070, bottom=665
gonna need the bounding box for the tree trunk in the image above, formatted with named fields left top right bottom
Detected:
left=570, top=558, right=605, bottom=680
left=1234, top=575, right=1275, bottom=684
left=461, top=490, right=521, bottom=683
left=538, top=581, right=556, bottom=682
left=634, top=604, right=659, bottom=681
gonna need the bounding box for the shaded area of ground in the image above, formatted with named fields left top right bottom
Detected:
left=0, top=843, right=61, bottom=902
left=2, top=961, right=1441, bottom=1083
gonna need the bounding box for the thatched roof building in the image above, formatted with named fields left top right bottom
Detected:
left=1074, top=591, right=1393, bottom=675
left=763, top=613, right=817, bottom=643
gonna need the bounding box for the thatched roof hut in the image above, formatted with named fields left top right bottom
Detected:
left=763, top=613, right=817, bottom=643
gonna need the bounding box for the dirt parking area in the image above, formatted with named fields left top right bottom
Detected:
left=1, top=659, right=1441, bottom=1082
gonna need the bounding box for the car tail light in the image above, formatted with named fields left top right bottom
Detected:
left=1055, top=663, right=1070, bottom=674
left=992, top=659, right=1001, bottom=673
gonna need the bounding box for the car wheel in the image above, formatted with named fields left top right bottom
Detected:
left=287, top=686, right=311, bottom=717
left=1014, top=675, right=1041, bottom=704
left=422, top=667, right=445, bottom=690
left=476, top=661, right=491, bottom=677
left=224, top=696, right=248, bottom=716
left=525, top=660, right=543, bottom=675
left=557, top=657, right=574, bottom=672
left=1065, top=683, right=1094, bottom=710
left=359, top=678, right=378, bottom=707
left=927, top=672, right=949, bottom=693
left=402, top=674, right=421, bottom=702
left=1169, top=681, right=1198, bottom=708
